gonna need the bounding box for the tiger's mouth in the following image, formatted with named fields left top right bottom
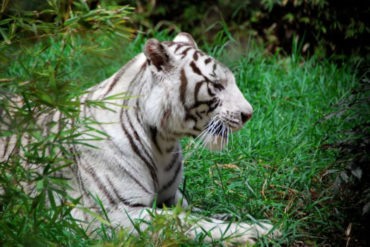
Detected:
left=199, top=115, right=250, bottom=151
left=200, top=117, right=232, bottom=151
left=209, top=123, right=227, bottom=136
left=204, top=117, right=245, bottom=136
left=204, top=119, right=229, bottom=137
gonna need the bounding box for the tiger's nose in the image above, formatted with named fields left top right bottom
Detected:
left=241, top=112, right=252, bottom=123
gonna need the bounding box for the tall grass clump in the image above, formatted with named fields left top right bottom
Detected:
left=0, top=1, right=133, bottom=245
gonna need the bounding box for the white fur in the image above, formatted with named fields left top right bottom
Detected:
left=1, top=33, right=280, bottom=244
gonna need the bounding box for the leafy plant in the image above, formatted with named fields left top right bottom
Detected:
left=320, top=75, right=370, bottom=245
left=125, top=0, right=369, bottom=56
left=0, top=1, right=133, bottom=245
left=0, top=1, right=367, bottom=245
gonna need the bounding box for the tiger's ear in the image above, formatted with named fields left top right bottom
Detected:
left=144, top=38, right=169, bottom=71
left=173, top=32, right=198, bottom=49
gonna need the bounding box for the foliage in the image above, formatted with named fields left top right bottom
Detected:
left=126, top=0, right=369, bottom=56
left=0, top=0, right=133, bottom=245
left=0, top=0, right=133, bottom=46
left=0, top=1, right=368, bottom=246
left=323, top=76, right=370, bottom=245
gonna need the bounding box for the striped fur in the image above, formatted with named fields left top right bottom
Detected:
left=0, top=33, right=280, bottom=243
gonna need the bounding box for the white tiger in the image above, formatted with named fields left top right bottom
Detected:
left=1, top=33, right=279, bottom=244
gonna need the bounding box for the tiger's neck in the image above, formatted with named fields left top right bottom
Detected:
left=81, top=53, right=184, bottom=193
left=84, top=53, right=183, bottom=170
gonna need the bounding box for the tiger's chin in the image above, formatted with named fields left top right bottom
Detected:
left=204, top=134, right=228, bottom=151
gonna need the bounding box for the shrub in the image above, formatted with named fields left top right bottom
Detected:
left=126, top=0, right=369, bottom=56
left=0, top=1, right=133, bottom=245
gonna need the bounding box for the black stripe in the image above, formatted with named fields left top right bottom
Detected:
left=160, top=109, right=171, bottom=128
left=207, top=83, right=216, bottom=96
left=135, top=68, right=147, bottom=127
left=207, top=99, right=220, bottom=113
left=185, top=112, right=197, bottom=122
left=188, top=99, right=216, bottom=111
left=213, top=83, right=225, bottom=91
left=175, top=44, right=184, bottom=53
left=79, top=163, right=116, bottom=205
left=184, top=98, right=220, bottom=120
left=195, top=111, right=203, bottom=120
left=122, top=62, right=147, bottom=107
left=77, top=171, right=91, bottom=207
left=106, top=176, right=146, bottom=207
left=2, top=136, right=10, bottom=158
left=117, top=162, right=153, bottom=195
left=103, top=57, right=138, bottom=98
left=110, top=61, right=153, bottom=167
left=86, top=105, right=150, bottom=195
left=204, top=58, right=212, bottom=64
left=120, top=108, right=158, bottom=188
left=193, top=126, right=201, bottom=131
left=165, top=152, right=180, bottom=171
left=92, top=61, right=155, bottom=194
left=126, top=112, right=158, bottom=173
left=70, top=148, right=92, bottom=207
left=193, top=51, right=198, bottom=61
left=181, top=47, right=191, bottom=58
left=149, top=125, right=162, bottom=154
left=180, top=69, right=187, bottom=105
left=194, top=81, right=205, bottom=102
left=163, top=41, right=175, bottom=47
left=103, top=74, right=122, bottom=98
left=121, top=61, right=147, bottom=106
left=106, top=137, right=154, bottom=194
left=166, top=145, right=175, bottom=153
left=212, top=63, right=217, bottom=76
left=160, top=159, right=182, bottom=193
left=227, top=120, right=239, bottom=126
left=131, top=63, right=147, bottom=128
left=85, top=86, right=154, bottom=196
left=190, top=61, right=202, bottom=75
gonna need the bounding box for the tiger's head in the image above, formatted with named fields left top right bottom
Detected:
left=143, top=33, right=253, bottom=150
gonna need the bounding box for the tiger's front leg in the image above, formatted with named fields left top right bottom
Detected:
left=153, top=190, right=280, bottom=243
left=161, top=189, right=188, bottom=208
left=106, top=205, right=279, bottom=244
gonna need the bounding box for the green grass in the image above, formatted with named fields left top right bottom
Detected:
left=182, top=42, right=360, bottom=245
left=0, top=30, right=363, bottom=246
